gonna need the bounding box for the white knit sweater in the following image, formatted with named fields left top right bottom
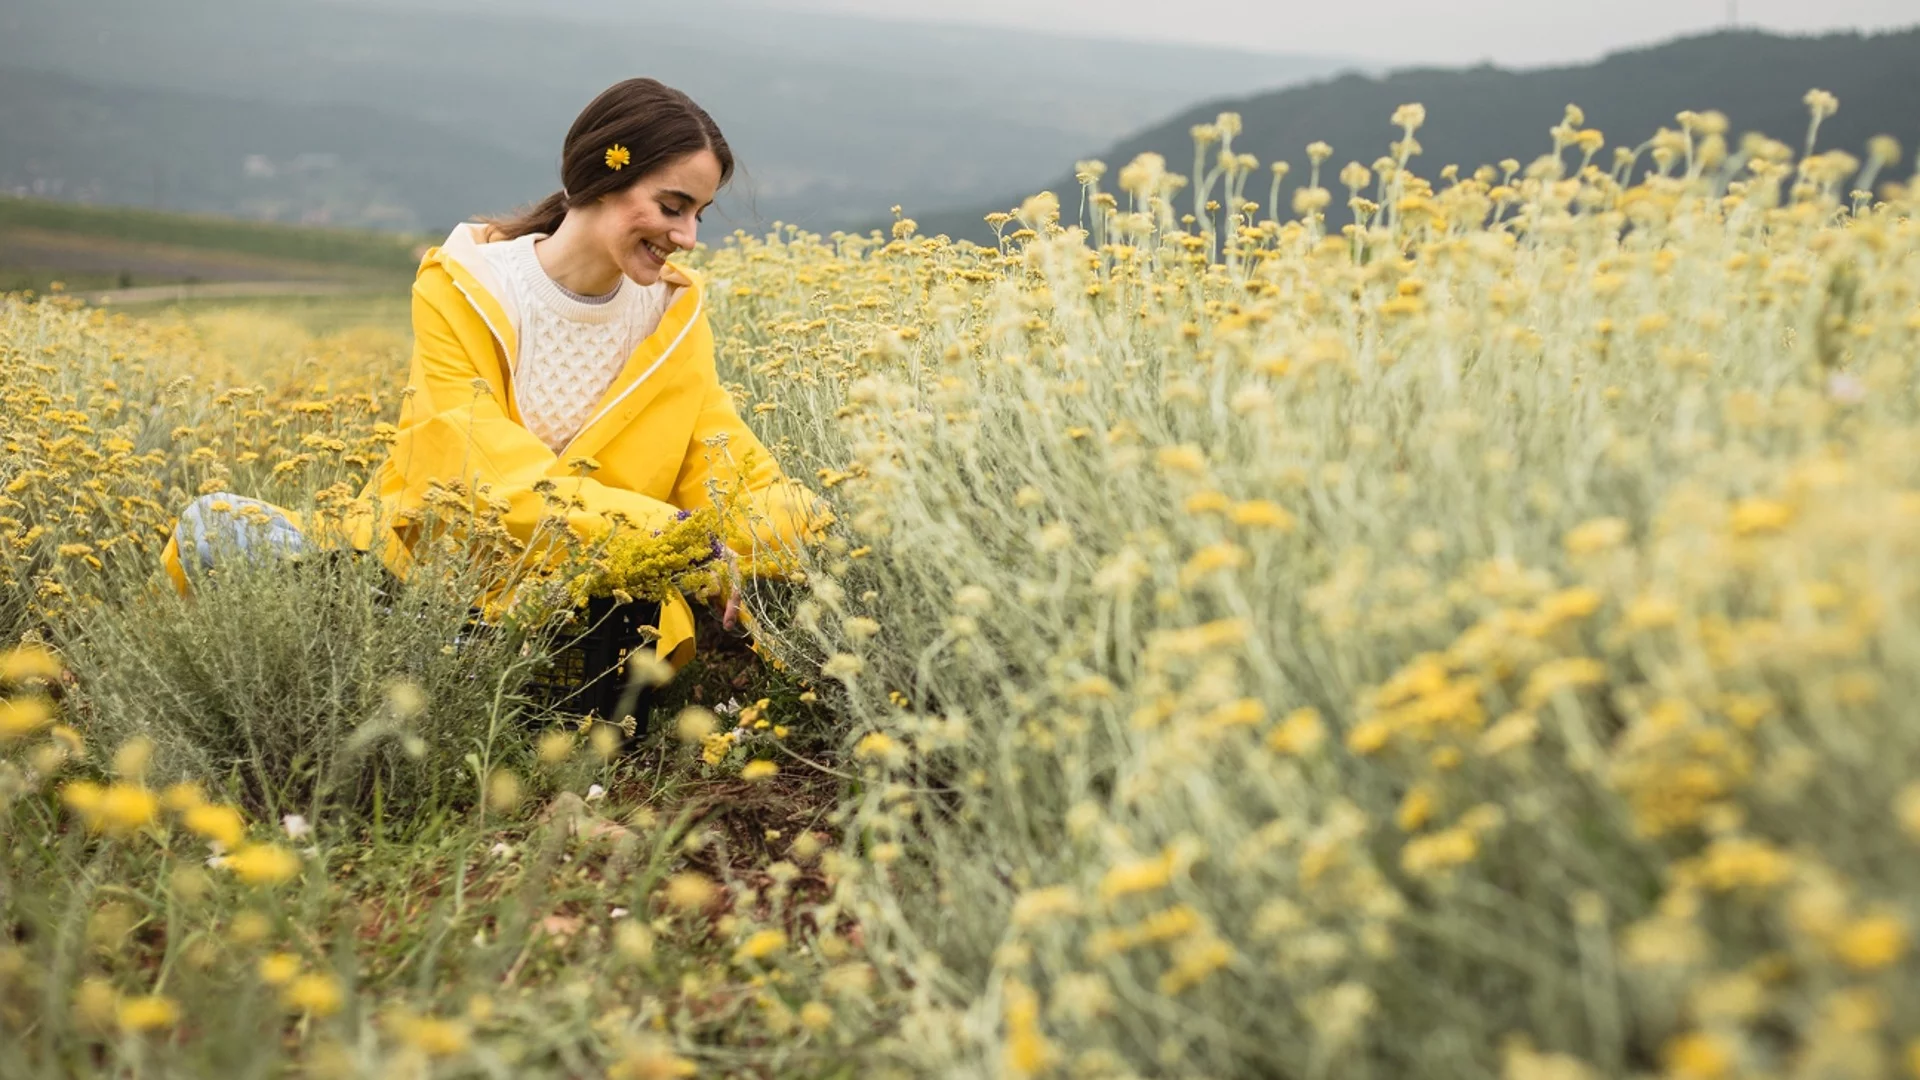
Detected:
left=478, top=233, right=670, bottom=453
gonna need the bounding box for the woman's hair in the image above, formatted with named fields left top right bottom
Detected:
left=488, top=78, right=733, bottom=241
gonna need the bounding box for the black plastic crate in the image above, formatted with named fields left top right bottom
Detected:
left=522, top=595, right=663, bottom=733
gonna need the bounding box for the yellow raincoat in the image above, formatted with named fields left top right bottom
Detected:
left=163, top=223, right=831, bottom=667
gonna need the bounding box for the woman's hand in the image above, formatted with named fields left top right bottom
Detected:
left=715, top=544, right=742, bottom=631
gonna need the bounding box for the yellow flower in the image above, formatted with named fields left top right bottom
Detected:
left=605, top=144, right=632, bottom=170
left=1663, top=1032, right=1734, bottom=1079
left=225, top=843, right=301, bottom=886
left=1396, top=785, right=1436, bottom=832
left=1002, top=980, right=1056, bottom=1078
left=403, top=1016, right=470, bottom=1057
left=1179, top=542, right=1248, bottom=586
left=853, top=731, right=900, bottom=763
left=608, top=1038, right=698, bottom=1080
left=1563, top=516, right=1628, bottom=555
left=0, top=645, right=62, bottom=683
left=160, top=781, right=205, bottom=812
left=184, top=804, right=247, bottom=850
left=1729, top=497, right=1793, bottom=536
left=257, top=951, right=301, bottom=986
left=1099, top=849, right=1176, bottom=902
left=284, top=973, right=344, bottom=1016
left=1229, top=499, right=1297, bottom=531
left=82, top=783, right=159, bottom=836
left=1520, top=657, right=1608, bottom=708
left=537, top=729, right=575, bottom=764
left=117, top=994, right=181, bottom=1033
left=1894, top=782, right=1920, bottom=839
left=1400, top=826, right=1478, bottom=876
left=1010, top=886, right=1080, bottom=928
left=733, top=928, right=788, bottom=963
left=1267, top=707, right=1326, bottom=756
left=700, top=730, right=736, bottom=765
left=798, top=1001, right=834, bottom=1031
left=72, top=977, right=120, bottom=1032
left=664, top=872, right=717, bottom=911
left=1182, top=490, right=1230, bottom=514
left=1154, top=444, right=1207, bottom=476
left=0, top=696, right=53, bottom=741
left=741, top=759, right=779, bottom=781
left=1834, top=913, right=1907, bottom=971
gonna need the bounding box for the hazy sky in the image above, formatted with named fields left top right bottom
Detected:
left=763, top=0, right=1918, bottom=65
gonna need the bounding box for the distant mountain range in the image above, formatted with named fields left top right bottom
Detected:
left=0, top=0, right=1347, bottom=233
left=909, top=26, right=1920, bottom=244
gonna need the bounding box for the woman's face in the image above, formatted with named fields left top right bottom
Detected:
left=593, top=149, right=723, bottom=286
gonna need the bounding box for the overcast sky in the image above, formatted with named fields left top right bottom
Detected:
left=761, top=0, right=1917, bottom=65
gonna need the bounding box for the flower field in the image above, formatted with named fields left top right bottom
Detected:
left=4, top=97, right=1920, bottom=1078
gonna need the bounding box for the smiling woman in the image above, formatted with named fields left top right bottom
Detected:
left=160, top=78, right=833, bottom=670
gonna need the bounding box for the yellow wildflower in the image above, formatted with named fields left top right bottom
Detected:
left=608, top=1039, right=698, bottom=1079
left=733, top=928, right=788, bottom=963
left=604, top=144, right=632, bottom=170
left=664, top=872, right=717, bottom=911
left=258, top=951, right=301, bottom=986
left=403, top=1016, right=470, bottom=1057
left=1520, top=657, right=1607, bottom=708
left=1663, top=1032, right=1734, bottom=1079
left=1229, top=499, right=1297, bottom=531
left=0, top=645, right=62, bottom=683
left=160, top=781, right=204, bottom=811
left=184, top=803, right=247, bottom=850
left=798, top=1001, right=834, bottom=1031
left=1099, top=848, right=1177, bottom=902
left=1401, top=826, right=1478, bottom=877
left=853, top=731, right=901, bottom=763
left=741, top=759, right=779, bottom=781
left=78, top=783, right=159, bottom=837
left=117, top=994, right=180, bottom=1034
left=1729, top=497, right=1793, bottom=536
left=284, top=973, right=344, bottom=1017
left=0, top=696, right=52, bottom=741
left=1563, top=516, right=1628, bottom=555
left=1267, top=707, right=1326, bottom=755
left=225, top=843, right=301, bottom=886
left=1834, top=913, right=1907, bottom=971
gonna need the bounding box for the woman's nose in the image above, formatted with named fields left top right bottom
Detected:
left=670, top=222, right=698, bottom=251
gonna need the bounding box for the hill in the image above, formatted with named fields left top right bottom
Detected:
left=908, top=26, right=1920, bottom=244
left=0, top=195, right=419, bottom=295
left=0, top=0, right=1349, bottom=233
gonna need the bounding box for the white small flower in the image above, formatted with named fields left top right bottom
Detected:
left=1828, top=372, right=1867, bottom=404
left=716, top=697, right=742, bottom=716
left=489, top=842, right=514, bottom=859
left=281, top=814, right=311, bottom=840
left=610, top=907, right=630, bottom=919
left=205, top=854, right=227, bottom=869
left=585, top=784, right=607, bottom=803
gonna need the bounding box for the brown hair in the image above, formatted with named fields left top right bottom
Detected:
left=488, top=78, right=733, bottom=241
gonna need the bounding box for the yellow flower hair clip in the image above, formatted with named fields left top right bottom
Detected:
left=604, top=144, right=631, bottom=171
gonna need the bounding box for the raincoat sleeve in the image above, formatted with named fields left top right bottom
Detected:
left=669, top=368, right=833, bottom=572
left=385, top=287, right=685, bottom=545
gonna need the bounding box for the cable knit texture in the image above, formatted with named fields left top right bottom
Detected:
left=478, top=233, right=670, bottom=453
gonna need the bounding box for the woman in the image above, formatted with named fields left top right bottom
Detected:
left=163, top=78, right=831, bottom=669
